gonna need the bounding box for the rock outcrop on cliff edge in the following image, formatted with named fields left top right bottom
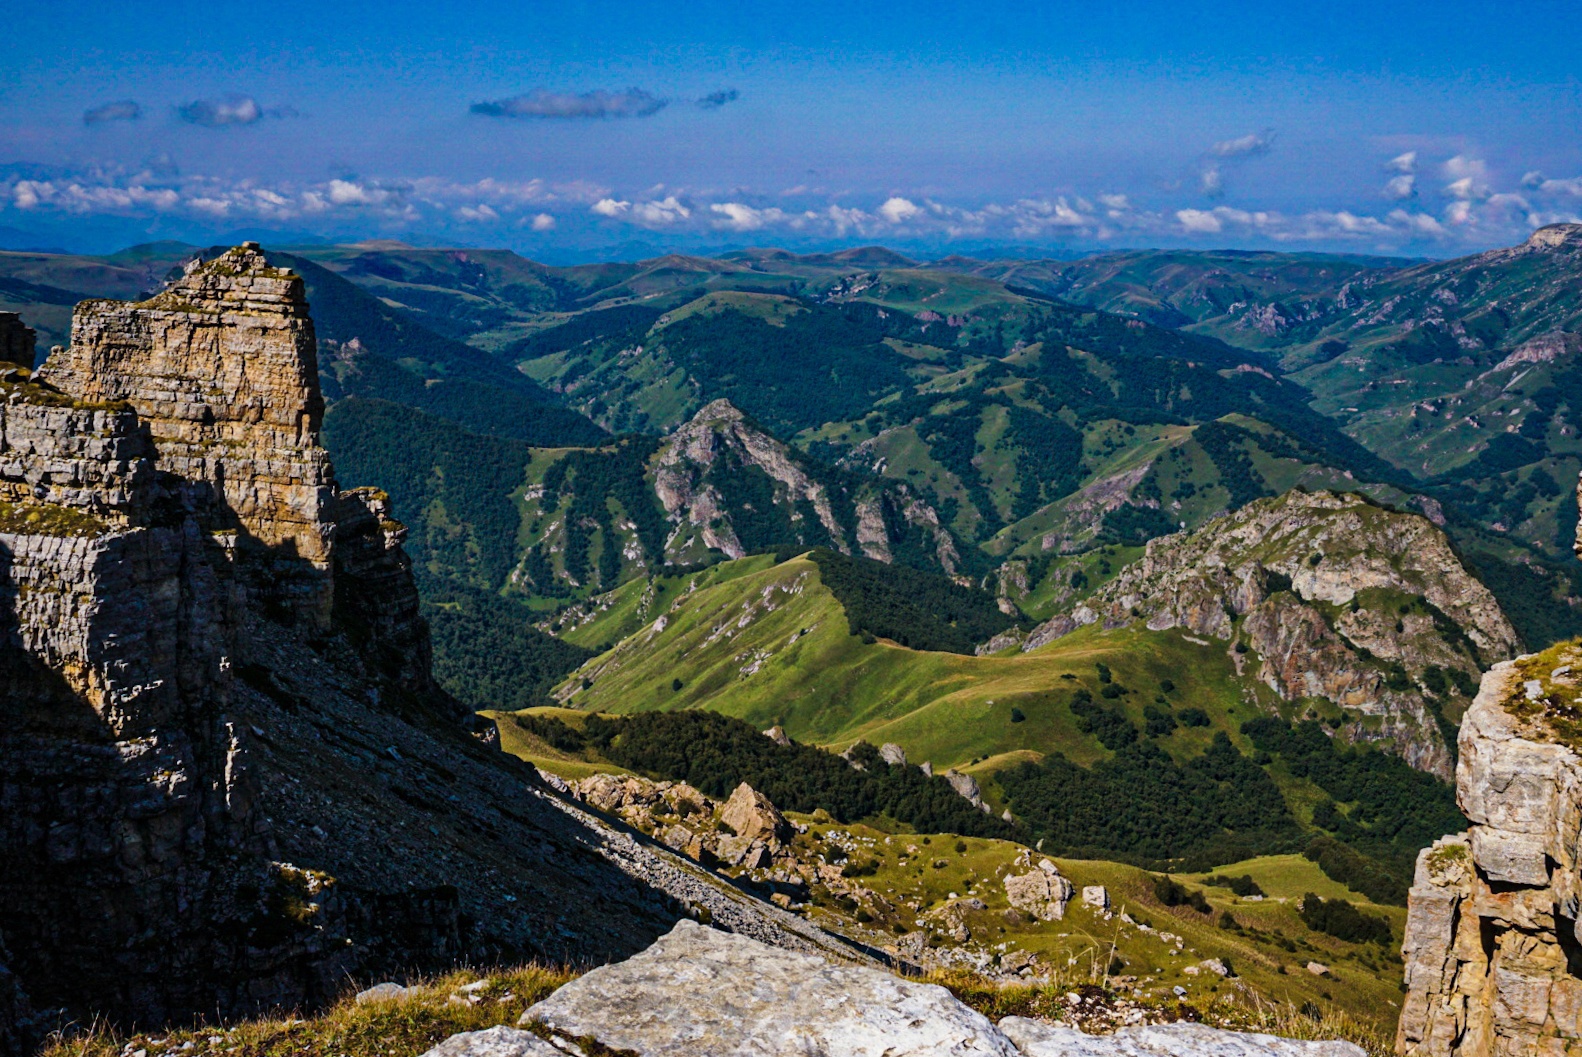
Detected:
left=0, top=246, right=854, bottom=1050
left=1023, top=490, right=1519, bottom=778
left=1397, top=642, right=1582, bottom=1056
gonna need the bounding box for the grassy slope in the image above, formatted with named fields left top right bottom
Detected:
left=560, top=554, right=1282, bottom=771
left=789, top=821, right=1404, bottom=1038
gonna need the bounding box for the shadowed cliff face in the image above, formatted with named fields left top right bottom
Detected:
left=0, top=246, right=851, bottom=1052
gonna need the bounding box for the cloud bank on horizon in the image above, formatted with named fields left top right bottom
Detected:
left=6, top=144, right=1576, bottom=257
left=4, top=0, right=1579, bottom=258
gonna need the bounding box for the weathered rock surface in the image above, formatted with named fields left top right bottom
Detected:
left=650, top=399, right=961, bottom=574
left=1004, top=860, right=1075, bottom=921
left=41, top=246, right=341, bottom=627
left=569, top=773, right=808, bottom=873
left=1000, top=1017, right=1365, bottom=1056
left=418, top=1025, right=561, bottom=1057
left=1398, top=643, right=1582, bottom=1056
left=522, top=919, right=1020, bottom=1056
left=413, top=920, right=1362, bottom=1056
left=1024, top=490, right=1519, bottom=777
left=945, top=768, right=987, bottom=810
left=0, top=247, right=859, bottom=1051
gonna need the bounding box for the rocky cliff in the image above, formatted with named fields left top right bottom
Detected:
left=1022, top=490, right=1520, bottom=778
left=1396, top=640, right=1582, bottom=1057
left=655, top=399, right=960, bottom=571
left=519, top=397, right=963, bottom=596
left=0, top=246, right=855, bottom=1051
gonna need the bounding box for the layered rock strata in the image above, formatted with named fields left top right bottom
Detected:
left=1398, top=643, right=1582, bottom=1056
left=39, top=245, right=338, bottom=627
left=0, top=248, right=850, bottom=1051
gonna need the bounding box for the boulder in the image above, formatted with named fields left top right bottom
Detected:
left=661, top=783, right=713, bottom=818
left=718, top=782, right=792, bottom=845
left=1000, top=1018, right=1365, bottom=1056
left=418, top=1026, right=562, bottom=1057
left=354, top=981, right=416, bottom=1004
left=716, top=834, right=771, bottom=870
left=1081, top=885, right=1110, bottom=911
left=879, top=742, right=908, bottom=766
left=763, top=725, right=792, bottom=747
left=521, top=919, right=1019, bottom=1056
left=1004, top=867, right=1074, bottom=922
left=945, top=769, right=984, bottom=809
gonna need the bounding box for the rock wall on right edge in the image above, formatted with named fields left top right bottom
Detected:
left=1397, top=646, right=1582, bottom=1056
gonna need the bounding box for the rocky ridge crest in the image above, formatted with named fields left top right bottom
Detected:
left=1022, top=490, right=1519, bottom=777
left=653, top=398, right=961, bottom=573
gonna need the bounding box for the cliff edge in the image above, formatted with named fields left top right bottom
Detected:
left=1397, top=642, right=1582, bottom=1056
left=0, top=246, right=855, bottom=1053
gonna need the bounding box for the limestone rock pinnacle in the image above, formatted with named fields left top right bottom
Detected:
left=41, top=243, right=337, bottom=624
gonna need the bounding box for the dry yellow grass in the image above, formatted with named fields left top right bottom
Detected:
left=40, top=959, right=1391, bottom=1057
left=927, top=968, right=1393, bottom=1056
left=41, top=965, right=577, bottom=1057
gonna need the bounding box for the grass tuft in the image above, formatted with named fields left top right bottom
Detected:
left=40, top=965, right=576, bottom=1057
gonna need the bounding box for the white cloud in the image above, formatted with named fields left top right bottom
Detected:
left=878, top=196, right=921, bottom=223
left=1198, top=165, right=1224, bottom=197
left=630, top=196, right=690, bottom=224
left=1177, top=208, right=1223, bottom=234
left=1008, top=197, right=1093, bottom=236
left=327, top=179, right=398, bottom=207
left=0, top=158, right=1560, bottom=253
left=1442, top=155, right=1490, bottom=201
left=1535, top=176, right=1582, bottom=197
left=1387, top=151, right=1418, bottom=174
left=470, top=88, right=666, bottom=120
left=1387, top=209, right=1447, bottom=236
left=821, top=205, right=873, bottom=236
left=1384, top=174, right=1416, bottom=200
left=1210, top=129, right=1276, bottom=158
left=709, top=202, right=786, bottom=231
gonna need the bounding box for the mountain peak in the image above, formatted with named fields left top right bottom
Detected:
left=689, top=397, right=748, bottom=424
left=1525, top=223, right=1582, bottom=250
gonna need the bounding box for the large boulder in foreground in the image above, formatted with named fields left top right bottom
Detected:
left=522, top=919, right=1017, bottom=1056
left=491, top=919, right=1363, bottom=1057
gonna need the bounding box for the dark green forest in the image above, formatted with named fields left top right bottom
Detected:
left=807, top=548, right=1018, bottom=654
left=996, top=733, right=1299, bottom=869
left=523, top=710, right=1013, bottom=838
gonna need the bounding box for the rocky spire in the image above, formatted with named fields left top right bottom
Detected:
left=40, top=243, right=338, bottom=625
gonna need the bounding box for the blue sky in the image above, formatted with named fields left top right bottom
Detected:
left=1, top=0, right=1579, bottom=258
